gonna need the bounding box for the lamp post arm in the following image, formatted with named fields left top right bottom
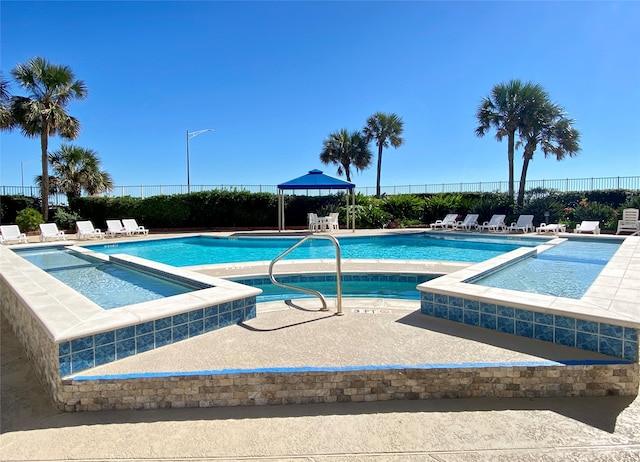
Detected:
left=186, top=128, right=215, bottom=193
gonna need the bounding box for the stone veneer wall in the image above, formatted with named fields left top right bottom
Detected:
left=0, top=275, right=64, bottom=409
left=62, top=363, right=638, bottom=411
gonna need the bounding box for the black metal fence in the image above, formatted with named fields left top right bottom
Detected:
left=2, top=176, right=639, bottom=203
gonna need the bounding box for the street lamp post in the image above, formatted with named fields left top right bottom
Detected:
left=186, top=129, right=214, bottom=193
left=21, top=160, right=37, bottom=191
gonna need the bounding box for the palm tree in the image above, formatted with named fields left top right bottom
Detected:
left=362, top=112, right=404, bottom=197
left=516, top=103, right=580, bottom=205
left=43, top=144, right=114, bottom=200
left=475, top=80, right=544, bottom=202
left=319, top=129, right=372, bottom=182
left=0, top=74, right=14, bottom=130
left=10, top=57, right=87, bottom=220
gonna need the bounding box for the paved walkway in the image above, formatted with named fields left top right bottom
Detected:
left=2, top=309, right=640, bottom=461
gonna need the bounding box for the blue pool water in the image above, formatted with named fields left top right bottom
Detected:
left=14, top=247, right=204, bottom=309
left=471, top=240, right=620, bottom=299
left=232, top=273, right=438, bottom=303
left=86, top=233, right=544, bottom=266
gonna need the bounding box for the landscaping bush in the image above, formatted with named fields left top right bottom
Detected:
left=423, top=194, right=463, bottom=224
left=0, top=195, right=41, bottom=224
left=62, top=188, right=640, bottom=231
left=563, top=198, right=618, bottom=231
left=15, top=208, right=43, bottom=232
left=471, top=193, right=514, bottom=224
left=381, top=194, right=425, bottom=226
left=52, top=207, right=81, bottom=231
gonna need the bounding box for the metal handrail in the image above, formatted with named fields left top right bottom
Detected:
left=268, top=234, right=343, bottom=315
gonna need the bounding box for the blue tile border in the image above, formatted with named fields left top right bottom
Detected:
left=58, top=296, right=257, bottom=376
left=420, top=291, right=639, bottom=362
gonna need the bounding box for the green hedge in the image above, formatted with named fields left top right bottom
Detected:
left=12, top=187, right=639, bottom=231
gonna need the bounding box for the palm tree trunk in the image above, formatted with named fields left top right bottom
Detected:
left=517, top=152, right=533, bottom=206
left=376, top=144, right=383, bottom=198
left=507, top=132, right=515, bottom=202
left=40, top=125, right=49, bottom=221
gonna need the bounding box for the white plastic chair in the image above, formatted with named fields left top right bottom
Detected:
left=76, top=221, right=105, bottom=240
left=39, top=223, right=66, bottom=242
left=508, top=215, right=535, bottom=233
left=454, top=214, right=479, bottom=231
left=616, top=208, right=639, bottom=235
left=122, top=218, right=149, bottom=235
left=535, top=223, right=567, bottom=235
left=430, top=214, right=458, bottom=230
left=327, top=212, right=339, bottom=231
left=106, top=219, right=131, bottom=237
left=574, top=221, right=600, bottom=234
left=307, top=213, right=320, bottom=232
left=0, top=225, right=28, bottom=245
left=478, top=215, right=506, bottom=232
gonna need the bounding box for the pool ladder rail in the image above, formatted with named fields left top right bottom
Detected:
left=268, top=234, right=344, bottom=316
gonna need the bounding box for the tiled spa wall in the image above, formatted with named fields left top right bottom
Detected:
left=420, top=291, right=638, bottom=362
left=59, top=296, right=257, bottom=376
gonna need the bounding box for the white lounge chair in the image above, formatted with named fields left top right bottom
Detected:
left=574, top=220, right=600, bottom=234
left=106, top=219, right=131, bottom=237
left=536, top=223, right=567, bottom=235
left=0, top=225, right=28, bottom=245
left=430, top=214, right=458, bottom=230
left=616, top=208, right=640, bottom=235
left=478, top=214, right=506, bottom=232
left=454, top=214, right=479, bottom=231
left=76, top=220, right=105, bottom=240
left=39, top=223, right=66, bottom=242
left=508, top=215, right=535, bottom=233
left=122, top=218, right=149, bottom=235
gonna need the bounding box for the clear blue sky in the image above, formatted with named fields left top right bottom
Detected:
left=1, top=1, right=639, bottom=191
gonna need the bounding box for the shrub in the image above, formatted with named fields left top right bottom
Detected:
left=15, top=208, right=43, bottom=232
left=351, top=203, right=391, bottom=229
left=423, top=194, right=463, bottom=224
left=563, top=198, right=617, bottom=231
left=381, top=194, right=425, bottom=224
left=0, top=195, right=41, bottom=224
left=52, top=207, right=81, bottom=231
left=520, top=197, right=566, bottom=226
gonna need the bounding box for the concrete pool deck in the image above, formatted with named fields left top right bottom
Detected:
left=3, top=310, right=640, bottom=461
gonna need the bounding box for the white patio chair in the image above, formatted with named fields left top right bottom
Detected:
left=0, top=225, right=28, bottom=245
left=122, top=218, right=149, bottom=235
left=307, top=213, right=320, bottom=232
left=574, top=220, right=600, bottom=234
left=76, top=220, right=105, bottom=240
left=39, top=223, right=66, bottom=242
left=454, top=214, right=479, bottom=231
left=327, top=212, right=339, bottom=231
left=478, top=214, right=506, bottom=232
left=508, top=215, right=535, bottom=233
left=106, top=219, right=132, bottom=237
left=430, top=213, right=458, bottom=230
left=616, top=208, right=639, bottom=235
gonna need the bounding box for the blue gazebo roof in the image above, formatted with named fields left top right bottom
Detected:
left=277, top=169, right=355, bottom=190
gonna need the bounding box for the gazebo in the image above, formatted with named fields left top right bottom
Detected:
left=277, top=169, right=356, bottom=232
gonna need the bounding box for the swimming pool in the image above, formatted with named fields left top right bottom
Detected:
left=232, top=273, right=437, bottom=303
left=86, top=233, right=545, bottom=266
left=469, top=239, right=621, bottom=299
left=14, top=247, right=211, bottom=309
